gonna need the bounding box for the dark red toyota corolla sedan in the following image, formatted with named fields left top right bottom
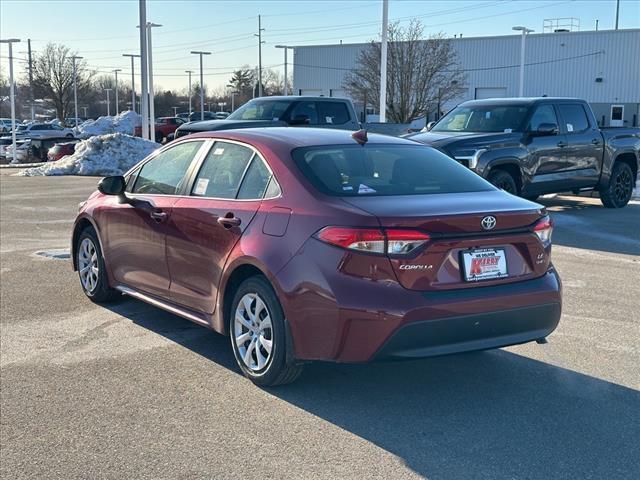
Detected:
left=72, top=127, right=561, bottom=385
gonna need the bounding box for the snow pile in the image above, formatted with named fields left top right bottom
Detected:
left=74, top=110, right=142, bottom=139
left=633, top=178, right=640, bottom=200
left=19, top=133, right=158, bottom=177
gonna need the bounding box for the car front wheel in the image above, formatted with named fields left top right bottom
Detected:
left=488, top=169, right=518, bottom=195
left=230, top=276, right=303, bottom=386
left=76, top=227, right=120, bottom=303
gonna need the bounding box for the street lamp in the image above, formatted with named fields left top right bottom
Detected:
left=226, top=85, right=239, bottom=112
left=185, top=70, right=194, bottom=116
left=1, top=38, right=21, bottom=164
left=191, top=50, right=211, bottom=121
left=71, top=55, right=83, bottom=127
left=113, top=69, right=122, bottom=115
left=172, top=106, right=179, bottom=116
left=105, top=89, right=113, bottom=116
left=146, top=22, right=162, bottom=132
left=275, top=45, right=293, bottom=95
left=512, top=26, right=534, bottom=97
left=81, top=106, right=88, bottom=118
left=122, top=53, right=140, bottom=113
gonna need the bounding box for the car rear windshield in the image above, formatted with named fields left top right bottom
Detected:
left=432, top=105, right=529, bottom=133
left=292, top=144, right=494, bottom=196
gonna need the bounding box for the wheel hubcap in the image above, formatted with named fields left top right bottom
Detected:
left=613, top=169, right=632, bottom=203
left=234, top=293, right=273, bottom=372
left=78, top=238, right=99, bottom=293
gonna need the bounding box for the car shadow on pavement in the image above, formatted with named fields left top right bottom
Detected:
left=538, top=196, right=640, bottom=256
left=108, top=297, right=640, bottom=480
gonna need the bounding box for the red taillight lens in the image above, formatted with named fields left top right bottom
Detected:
left=316, top=227, right=430, bottom=255
left=533, top=215, right=553, bottom=247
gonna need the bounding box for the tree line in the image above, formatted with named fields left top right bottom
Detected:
left=0, top=42, right=288, bottom=121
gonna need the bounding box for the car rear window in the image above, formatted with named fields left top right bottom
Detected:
left=293, top=144, right=494, bottom=196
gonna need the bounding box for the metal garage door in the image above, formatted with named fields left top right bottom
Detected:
left=475, top=87, right=507, bottom=99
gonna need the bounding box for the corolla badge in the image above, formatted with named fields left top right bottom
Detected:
left=481, top=215, right=497, bottom=230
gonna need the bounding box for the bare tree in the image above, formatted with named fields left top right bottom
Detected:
left=30, top=43, right=93, bottom=121
left=344, top=20, right=466, bottom=123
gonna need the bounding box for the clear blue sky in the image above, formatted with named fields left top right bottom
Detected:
left=1, top=0, right=638, bottom=92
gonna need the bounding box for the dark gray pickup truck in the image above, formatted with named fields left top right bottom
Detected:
left=175, top=96, right=360, bottom=139
left=409, top=98, right=639, bottom=208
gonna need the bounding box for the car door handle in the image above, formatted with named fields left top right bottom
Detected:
left=591, top=139, right=601, bottom=145
left=217, top=214, right=241, bottom=228
left=150, top=210, right=168, bottom=223
left=557, top=141, right=567, bottom=148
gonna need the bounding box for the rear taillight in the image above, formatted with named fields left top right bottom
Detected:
left=316, top=227, right=430, bottom=255
left=533, top=215, right=553, bottom=247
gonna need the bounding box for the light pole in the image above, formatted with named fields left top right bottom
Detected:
left=105, top=89, right=113, bottom=116
left=1, top=38, right=20, bottom=164
left=275, top=45, right=292, bottom=95
left=146, top=22, right=161, bottom=133
left=138, top=0, right=149, bottom=140
left=185, top=70, right=194, bottom=116
left=379, top=0, right=388, bottom=122
left=191, top=50, right=211, bottom=121
left=81, top=106, right=88, bottom=118
left=113, top=68, right=122, bottom=115
left=255, top=15, right=265, bottom=97
left=217, top=102, right=226, bottom=112
left=172, top=106, right=179, bottom=116
left=122, top=53, right=140, bottom=113
left=71, top=55, right=83, bottom=127
left=512, top=26, right=534, bottom=97
left=226, top=86, right=239, bottom=112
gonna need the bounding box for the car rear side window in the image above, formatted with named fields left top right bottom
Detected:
left=528, top=105, right=558, bottom=131
left=557, top=104, right=590, bottom=133
left=191, top=141, right=254, bottom=198
left=318, top=102, right=350, bottom=125
left=293, top=145, right=494, bottom=196
left=237, top=157, right=273, bottom=199
left=132, top=141, right=204, bottom=195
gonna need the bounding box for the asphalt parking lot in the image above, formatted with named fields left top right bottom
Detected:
left=1, top=172, right=639, bottom=480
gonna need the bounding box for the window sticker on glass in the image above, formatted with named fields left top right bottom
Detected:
left=194, top=178, right=210, bottom=196
left=567, top=124, right=574, bottom=132
left=358, top=184, right=377, bottom=194
left=504, top=128, right=512, bottom=133
left=343, top=185, right=353, bottom=191
left=213, top=148, right=225, bottom=155
left=325, top=116, right=333, bottom=124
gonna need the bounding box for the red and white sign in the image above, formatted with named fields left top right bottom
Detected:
left=462, top=248, right=508, bottom=281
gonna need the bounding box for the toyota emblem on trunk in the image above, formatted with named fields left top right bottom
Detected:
left=481, top=216, right=497, bottom=230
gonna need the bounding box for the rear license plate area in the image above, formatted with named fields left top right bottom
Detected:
left=461, top=247, right=508, bottom=282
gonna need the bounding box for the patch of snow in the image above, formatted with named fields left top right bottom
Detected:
left=73, top=110, right=142, bottom=139
left=633, top=178, right=640, bottom=199
left=18, top=133, right=158, bottom=177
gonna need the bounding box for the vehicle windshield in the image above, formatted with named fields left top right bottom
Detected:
left=293, top=144, right=494, bottom=196
left=432, top=105, right=529, bottom=133
left=16, top=125, right=27, bottom=131
left=227, top=100, right=291, bottom=121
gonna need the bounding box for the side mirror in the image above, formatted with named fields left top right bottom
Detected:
left=98, top=175, right=126, bottom=196
left=426, top=121, right=436, bottom=131
left=289, top=114, right=310, bottom=126
left=531, top=123, right=558, bottom=137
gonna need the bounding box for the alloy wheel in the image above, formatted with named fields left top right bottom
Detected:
left=234, top=293, right=274, bottom=371
left=78, top=237, right=99, bottom=293
left=613, top=168, right=632, bottom=204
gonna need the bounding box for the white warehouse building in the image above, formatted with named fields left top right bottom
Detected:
left=291, top=28, right=640, bottom=127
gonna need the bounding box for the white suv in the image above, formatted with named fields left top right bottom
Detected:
left=15, top=123, right=75, bottom=139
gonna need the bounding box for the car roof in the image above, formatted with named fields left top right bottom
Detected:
left=460, top=97, right=584, bottom=107
left=185, top=127, right=415, bottom=150
left=247, top=96, right=350, bottom=102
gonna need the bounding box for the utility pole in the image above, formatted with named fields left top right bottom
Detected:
left=255, top=15, right=265, bottom=97
left=615, top=0, right=620, bottom=29
left=146, top=22, right=161, bottom=134
left=122, top=53, right=140, bottom=112
left=512, top=26, right=534, bottom=97
left=275, top=45, right=291, bottom=95
left=105, top=89, right=113, bottom=116
left=1, top=38, right=20, bottom=164
left=139, top=0, right=149, bottom=140
left=71, top=55, right=83, bottom=126
left=113, top=69, right=122, bottom=115
left=191, top=51, right=211, bottom=121
left=379, top=0, right=388, bottom=122
left=185, top=70, right=194, bottom=116
left=27, top=39, right=34, bottom=121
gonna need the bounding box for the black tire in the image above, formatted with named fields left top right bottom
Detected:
left=599, top=162, right=634, bottom=208
left=229, top=276, right=303, bottom=386
left=76, top=227, right=120, bottom=303
left=155, top=132, right=163, bottom=143
left=488, top=169, right=518, bottom=195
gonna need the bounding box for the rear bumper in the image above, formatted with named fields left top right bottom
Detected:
left=374, top=302, right=560, bottom=360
